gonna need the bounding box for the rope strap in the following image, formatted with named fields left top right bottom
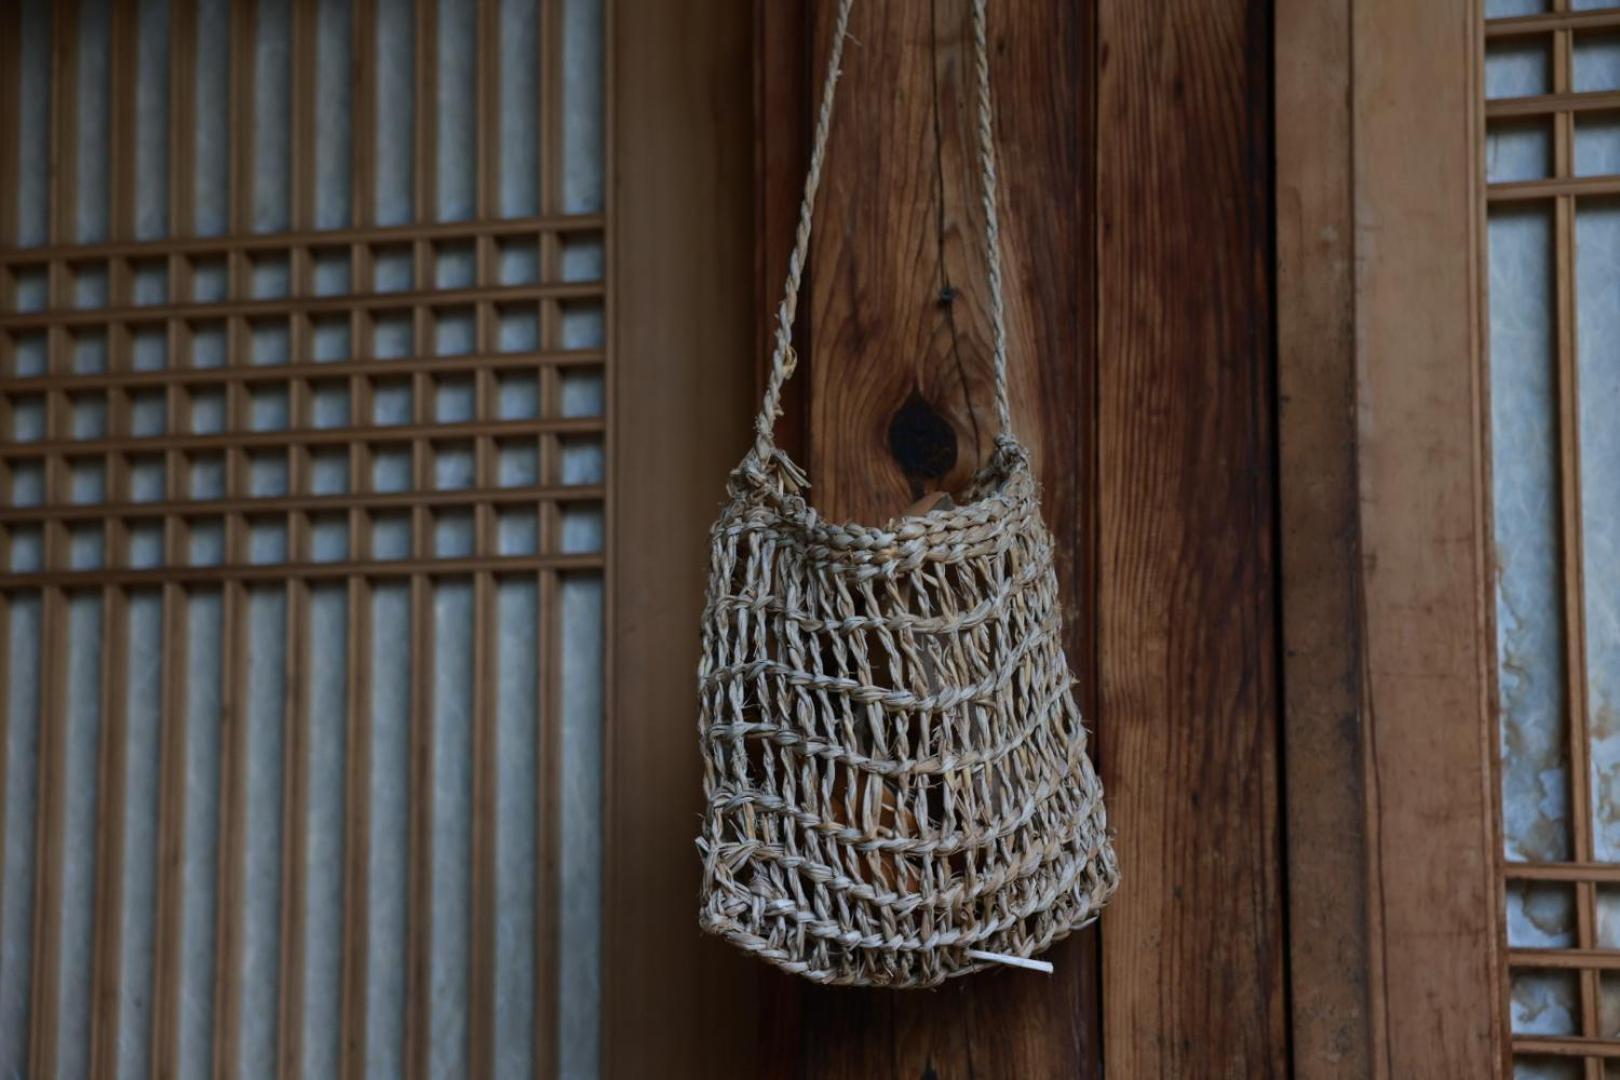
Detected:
left=748, top=0, right=1010, bottom=471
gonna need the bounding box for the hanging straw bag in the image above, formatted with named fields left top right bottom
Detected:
left=696, top=0, right=1118, bottom=988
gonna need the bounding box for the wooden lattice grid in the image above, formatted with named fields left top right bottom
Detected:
left=0, top=0, right=610, bottom=1076
left=1486, top=2, right=1620, bottom=1073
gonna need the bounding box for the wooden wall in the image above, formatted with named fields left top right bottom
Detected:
left=1094, top=0, right=1287, bottom=1075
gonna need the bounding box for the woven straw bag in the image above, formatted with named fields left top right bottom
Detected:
left=696, top=0, right=1118, bottom=988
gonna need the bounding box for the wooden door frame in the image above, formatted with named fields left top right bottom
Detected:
left=1277, top=0, right=1502, bottom=1076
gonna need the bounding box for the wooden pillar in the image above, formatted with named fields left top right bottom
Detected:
left=1095, top=0, right=1288, bottom=1075
left=755, top=1, right=1102, bottom=1075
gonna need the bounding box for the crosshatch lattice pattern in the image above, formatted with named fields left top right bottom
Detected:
left=0, top=0, right=608, bottom=1077
left=1486, top=3, right=1620, bottom=1076
left=0, top=220, right=607, bottom=586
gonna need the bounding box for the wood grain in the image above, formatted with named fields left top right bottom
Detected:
left=1274, top=0, right=1375, bottom=1073
left=753, top=1, right=1102, bottom=1076
left=604, top=0, right=766, bottom=1075
left=1095, top=0, right=1288, bottom=1075
left=1351, top=0, right=1503, bottom=1074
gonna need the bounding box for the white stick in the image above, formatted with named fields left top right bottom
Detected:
left=965, top=949, right=1054, bottom=975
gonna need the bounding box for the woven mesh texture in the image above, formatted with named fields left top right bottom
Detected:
left=696, top=439, right=1118, bottom=987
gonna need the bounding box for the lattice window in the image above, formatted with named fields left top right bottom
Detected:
left=1485, top=2, right=1620, bottom=1075
left=0, top=0, right=607, bottom=1075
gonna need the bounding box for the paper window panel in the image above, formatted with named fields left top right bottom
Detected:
left=1487, top=6, right=1620, bottom=1073
left=0, top=0, right=608, bottom=1076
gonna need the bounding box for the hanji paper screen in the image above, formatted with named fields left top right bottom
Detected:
left=1484, top=2, right=1620, bottom=1077
left=0, top=1, right=607, bottom=1077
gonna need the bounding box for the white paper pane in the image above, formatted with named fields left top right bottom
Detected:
left=1489, top=120, right=1554, bottom=184
left=56, top=592, right=104, bottom=1077
left=195, top=0, right=231, bottom=235
left=494, top=577, right=538, bottom=1075
left=1487, top=0, right=1547, bottom=15
left=117, top=591, right=165, bottom=1079
left=499, top=0, right=540, bottom=217
left=179, top=590, right=224, bottom=1075
left=561, top=0, right=604, bottom=214
left=1487, top=38, right=1552, bottom=100
left=1579, top=201, right=1620, bottom=859
left=302, top=585, right=348, bottom=1077
left=558, top=574, right=603, bottom=1079
left=0, top=595, right=43, bottom=1072
left=437, top=0, right=477, bottom=222
left=315, top=0, right=354, bottom=229
left=16, top=0, right=51, bottom=246
left=1489, top=205, right=1570, bottom=862
left=135, top=0, right=171, bottom=240
left=366, top=583, right=410, bottom=1075
left=430, top=580, right=474, bottom=1075
left=238, top=587, right=287, bottom=1072
left=76, top=0, right=112, bottom=242
left=375, top=0, right=415, bottom=226
left=1575, top=31, right=1620, bottom=93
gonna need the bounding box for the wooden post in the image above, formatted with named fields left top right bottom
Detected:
left=1096, top=0, right=1288, bottom=1075
left=754, top=2, right=1103, bottom=1075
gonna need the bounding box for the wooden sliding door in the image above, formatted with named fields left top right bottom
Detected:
left=0, top=0, right=618, bottom=1075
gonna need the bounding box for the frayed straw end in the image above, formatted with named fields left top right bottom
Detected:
left=965, top=949, right=1054, bottom=975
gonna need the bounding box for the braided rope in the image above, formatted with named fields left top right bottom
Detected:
left=750, top=0, right=1013, bottom=470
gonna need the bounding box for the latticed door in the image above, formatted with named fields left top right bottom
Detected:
left=0, top=0, right=608, bottom=1074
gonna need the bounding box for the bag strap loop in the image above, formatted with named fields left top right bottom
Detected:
left=747, top=0, right=1009, bottom=473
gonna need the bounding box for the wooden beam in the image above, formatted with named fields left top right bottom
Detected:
left=604, top=0, right=761, bottom=1074
left=1096, top=0, right=1287, bottom=1074
left=1274, top=0, right=1374, bottom=1073
left=1351, top=0, right=1503, bottom=1073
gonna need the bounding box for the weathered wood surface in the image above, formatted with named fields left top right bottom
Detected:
left=1351, top=0, right=1503, bottom=1073
left=1095, top=0, right=1289, bottom=1075
left=1274, top=0, right=1375, bottom=1073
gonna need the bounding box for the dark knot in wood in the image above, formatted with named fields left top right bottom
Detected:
left=888, top=389, right=957, bottom=489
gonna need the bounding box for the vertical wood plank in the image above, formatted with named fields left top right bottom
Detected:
left=605, top=0, right=761, bottom=1074
left=27, top=587, right=67, bottom=1079
left=29, top=7, right=79, bottom=1071
left=1095, top=0, right=1287, bottom=1075
left=150, top=580, right=189, bottom=1078
left=468, top=569, right=494, bottom=1080
left=277, top=581, right=310, bottom=1080
left=535, top=565, right=559, bottom=1080
left=405, top=570, right=432, bottom=1080
left=742, top=2, right=1104, bottom=1076
left=338, top=575, right=372, bottom=1080
left=88, top=584, right=130, bottom=1076
left=90, top=4, right=139, bottom=1067
left=1273, top=0, right=1375, bottom=1073
left=406, top=261, right=434, bottom=1080
left=536, top=3, right=562, bottom=1076
left=151, top=4, right=196, bottom=1073
left=169, top=0, right=198, bottom=238
left=48, top=0, right=78, bottom=246
left=212, top=5, right=257, bottom=1072
left=109, top=0, right=138, bottom=243
left=1353, top=0, right=1502, bottom=1073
